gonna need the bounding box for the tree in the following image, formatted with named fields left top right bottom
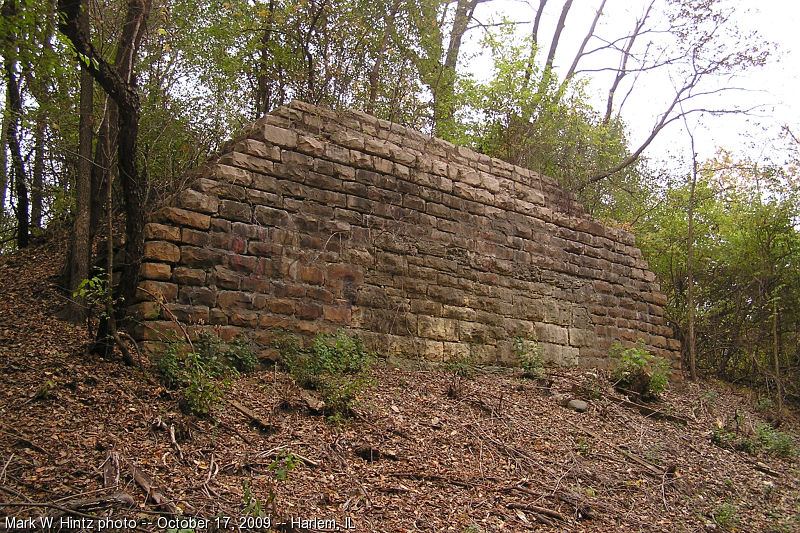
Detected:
left=58, top=0, right=152, bottom=356
left=2, top=0, right=29, bottom=249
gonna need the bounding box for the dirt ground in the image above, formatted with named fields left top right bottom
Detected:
left=1, top=238, right=799, bottom=532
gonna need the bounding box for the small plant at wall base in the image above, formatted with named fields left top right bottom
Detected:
left=277, top=329, right=374, bottom=417
left=610, top=340, right=670, bottom=401
left=514, top=337, right=544, bottom=379
left=154, top=331, right=257, bottom=416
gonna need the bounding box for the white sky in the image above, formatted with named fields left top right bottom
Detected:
left=464, top=0, right=800, bottom=172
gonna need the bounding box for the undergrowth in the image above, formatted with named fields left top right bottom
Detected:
left=610, top=340, right=670, bottom=400
left=514, top=337, right=544, bottom=379
left=275, top=329, right=374, bottom=417
left=154, top=331, right=257, bottom=416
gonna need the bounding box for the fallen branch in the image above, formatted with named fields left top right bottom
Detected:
left=129, top=464, right=179, bottom=514
left=227, top=399, right=273, bottom=432
left=507, top=502, right=566, bottom=522
left=152, top=417, right=186, bottom=463
left=389, top=471, right=474, bottom=488
left=564, top=419, right=663, bottom=477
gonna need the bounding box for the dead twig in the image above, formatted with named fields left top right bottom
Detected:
left=129, top=463, right=180, bottom=514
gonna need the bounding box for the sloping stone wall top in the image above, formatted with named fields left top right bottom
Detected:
left=134, top=100, right=681, bottom=369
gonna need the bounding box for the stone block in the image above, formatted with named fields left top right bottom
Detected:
left=297, top=302, right=322, bottom=320
left=217, top=290, right=252, bottom=309
left=218, top=200, right=252, bottom=222
left=178, top=286, right=216, bottom=307
left=254, top=205, right=291, bottom=227
left=194, top=178, right=246, bottom=201
left=210, top=164, right=252, bottom=187
left=178, top=189, right=219, bottom=214
left=258, top=124, right=298, bottom=148
left=155, top=207, right=211, bottom=230
left=323, top=305, right=351, bottom=324
left=167, top=304, right=210, bottom=324
left=218, top=151, right=274, bottom=175
left=137, top=280, right=178, bottom=302
left=568, top=327, right=595, bottom=348
left=144, top=223, right=180, bottom=242
left=143, top=241, right=180, bottom=263
left=140, top=262, right=171, bottom=281
left=180, top=246, right=221, bottom=268
left=417, top=315, right=457, bottom=341
left=172, top=267, right=205, bottom=285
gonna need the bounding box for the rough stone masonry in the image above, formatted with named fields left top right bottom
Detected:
left=132, top=100, right=681, bottom=369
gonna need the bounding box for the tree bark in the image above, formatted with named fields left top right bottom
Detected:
left=0, top=91, right=9, bottom=210
left=367, top=0, right=401, bottom=115
left=544, top=0, right=573, bottom=71
left=686, top=135, right=698, bottom=381
left=58, top=0, right=151, bottom=351
left=523, top=0, right=547, bottom=87
left=433, top=0, right=482, bottom=136
left=2, top=3, right=28, bottom=249
left=31, top=116, right=45, bottom=229
left=64, top=4, right=94, bottom=324
left=561, top=0, right=605, bottom=87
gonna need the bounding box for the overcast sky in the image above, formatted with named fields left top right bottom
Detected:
left=464, top=0, right=799, bottom=172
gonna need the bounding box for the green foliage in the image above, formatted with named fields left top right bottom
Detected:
left=72, top=269, right=113, bottom=317
left=450, top=29, right=636, bottom=208
left=440, top=352, right=478, bottom=379
left=610, top=341, right=670, bottom=399
left=514, top=337, right=544, bottom=379
left=242, top=480, right=268, bottom=519
left=277, top=330, right=374, bottom=417
left=712, top=502, right=739, bottom=529
left=269, top=451, right=302, bottom=481
left=712, top=419, right=798, bottom=458
left=154, top=331, right=256, bottom=416
left=635, top=153, right=800, bottom=398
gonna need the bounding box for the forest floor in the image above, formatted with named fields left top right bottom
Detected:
left=1, top=237, right=799, bottom=533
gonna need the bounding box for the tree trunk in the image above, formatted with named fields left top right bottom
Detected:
left=64, top=5, right=94, bottom=324
left=58, top=0, right=151, bottom=356
left=686, top=130, right=698, bottom=381
left=31, top=116, right=45, bottom=229
left=367, top=0, right=401, bottom=115
left=523, top=0, right=548, bottom=86
left=3, top=50, right=28, bottom=249
left=0, top=95, right=9, bottom=210
left=544, top=0, right=573, bottom=71
left=433, top=0, right=481, bottom=136
left=89, top=100, right=118, bottom=239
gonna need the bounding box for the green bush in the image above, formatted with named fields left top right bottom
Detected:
left=610, top=340, right=670, bottom=400
left=277, top=330, right=374, bottom=417
left=154, top=331, right=256, bottom=416
left=440, top=352, right=477, bottom=378
left=514, top=337, right=544, bottom=379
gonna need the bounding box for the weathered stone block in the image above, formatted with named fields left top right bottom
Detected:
left=173, top=267, right=205, bottom=285
left=258, top=124, right=298, bottom=148
left=141, top=262, right=171, bottom=281
left=297, top=302, right=322, bottom=320
left=144, top=223, right=180, bottom=242
left=218, top=200, right=252, bottom=222
left=180, top=246, right=221, bottom=268
left=210, top=164, right=252, bottom=187
left=417, top=316, right=457, bottom=341
left=178, top=189, right=219, bottom=214
left=155, top=207, right=211, bottom=230
left=137, top=280, right=178, bottom=302
left=144, top=241, right=180, bottom=263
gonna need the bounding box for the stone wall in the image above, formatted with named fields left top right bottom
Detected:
left=133, top=100, right=681, bottom=369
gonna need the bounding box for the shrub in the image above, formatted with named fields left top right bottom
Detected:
left=514, top=337, right=544, bottom=379
left=610, top=340, right=670, bottom=400
left=277, top=330, right=374, bottom=417
left=154, top=331, right=256, bottom=416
